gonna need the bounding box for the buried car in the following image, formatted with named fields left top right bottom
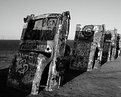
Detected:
left=7, top=11, right=71, bottom=95
left=70, top=24, right=105, bottom=71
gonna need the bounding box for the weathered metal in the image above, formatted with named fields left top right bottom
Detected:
left=110, top=29, right=119, bottom=60
left=102, top=29, right=119, bottom=62
left=7, top=11, right=71, bottom=95
left=88, top=25, right=105, bottom=70
left=70, top=24, right=105, bottom=71
left=101, top=30, right=112, bottom=64
left=116, top=34, right=120, bottom=57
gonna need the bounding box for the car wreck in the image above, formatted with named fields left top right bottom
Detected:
left=99, top=28, right=120, bottom=64
left=69, top=24, right=105, bottom=71
left=109, top=29, right=120, bottom=60
left=6, top=10, right=121, bottom=96
left=7, top=11, right=71, bottom=95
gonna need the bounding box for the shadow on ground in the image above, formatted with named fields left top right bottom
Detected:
left=0, top=65, right=85, bottom=97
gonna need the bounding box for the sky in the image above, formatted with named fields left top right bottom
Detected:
left=0, top=0, right=121, bottom=40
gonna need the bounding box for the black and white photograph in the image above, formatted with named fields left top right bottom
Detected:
left=0, top=0, right=121, bottom=97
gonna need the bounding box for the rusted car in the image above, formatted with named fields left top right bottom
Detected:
left=115, top=34, right=120, bottom=58
left=101, top=30, right=112, bottom=64
left=70, top=24, right=105, bottom=71
left=109, top=29, right=120, bottom=60
left=99, top=29, right=120, bottom=64
left=7, top=11, right=71, bottom=95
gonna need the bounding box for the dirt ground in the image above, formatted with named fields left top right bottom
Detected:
left=28, top=57, right=121, bottom=97
left=0, top=50, right=121, bottom=97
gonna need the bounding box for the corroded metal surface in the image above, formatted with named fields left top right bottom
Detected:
left=7, top=52, right=38, bottom=92
left=88, top=25, right=105, bottom=70
left=110, top=29, right=119, bottom=60
left=70, top=24, right=105, bottom=71
left=7, top=11, right=71, bottom=94
left=70, top=25, right=94, bottom=71
left=99, top=28, right=120, bottom=64
left=101, top=31, right=112, bottom=64
left=70, top=41, right=91, bottom=70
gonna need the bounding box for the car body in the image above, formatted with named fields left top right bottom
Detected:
left=70, top=24, right=105, bottom=71
left=7, top=11, right=71, bottom=95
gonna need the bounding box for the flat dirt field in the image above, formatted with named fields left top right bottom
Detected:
left=36, top=57, right=121, bottom=97
left=26, top=57, right=121, bottom=97
left=0, top=40, right=121, bottom=97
